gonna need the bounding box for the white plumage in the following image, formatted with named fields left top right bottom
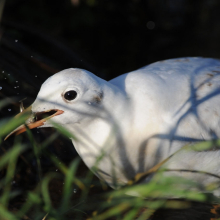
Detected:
left=10, top=57, right=220, bottom=193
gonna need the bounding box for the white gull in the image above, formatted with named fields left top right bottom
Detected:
left=6, top=57, right=220, bottom=193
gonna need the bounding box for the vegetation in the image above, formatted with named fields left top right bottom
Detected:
left=0, top=108, right=220, bottom=219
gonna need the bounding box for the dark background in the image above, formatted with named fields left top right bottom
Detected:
left=0, top=1, right=220, bottom=218
left=1, top=0, right=220, bottom=109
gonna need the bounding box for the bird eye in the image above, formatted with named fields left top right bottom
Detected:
left=64, top=90, right=77, bottom=101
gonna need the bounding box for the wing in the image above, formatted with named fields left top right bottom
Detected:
left=111, top=57, right=220, bottom=147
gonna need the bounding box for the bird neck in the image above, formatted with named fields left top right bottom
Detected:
left=67, top=80, right=132, bottom=169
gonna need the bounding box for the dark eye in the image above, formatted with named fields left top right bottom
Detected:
left=64, top=90, right=77, bottom=101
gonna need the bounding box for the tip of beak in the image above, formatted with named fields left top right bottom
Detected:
left=4, top=106, right=33, bottom=141
left=4, top=125, right=26, bottom=141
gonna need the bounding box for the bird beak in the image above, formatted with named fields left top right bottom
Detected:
left=4, top=106, right=64, bottom=140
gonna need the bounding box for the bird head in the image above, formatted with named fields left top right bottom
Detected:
left=5, top=68, right=104, bottom=140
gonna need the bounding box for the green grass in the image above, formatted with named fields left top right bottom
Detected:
left=0, top=102, right=220, bottom=220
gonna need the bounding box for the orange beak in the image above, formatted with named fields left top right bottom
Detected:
left=4, top=107, right=64, bottom=140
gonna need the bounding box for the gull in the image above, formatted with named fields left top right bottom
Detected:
left=5, top=57, right=220, bottom=194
